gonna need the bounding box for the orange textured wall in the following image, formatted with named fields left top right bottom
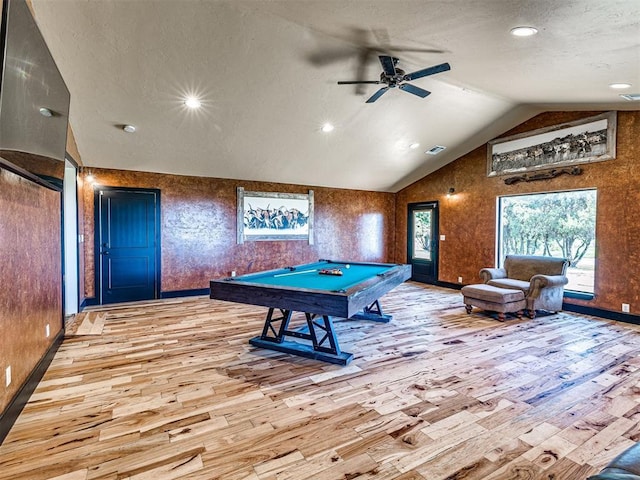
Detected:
left=0, top=168, right=62, bottom=412
left=80, top=169, right=396, bottom=298
left=395, top=110, right=640, bottom=314
left=0, top=150, right=64, bottom=181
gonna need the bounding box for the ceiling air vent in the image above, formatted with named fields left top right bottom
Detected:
left=620, top=93, right=640, bottom=101
left=426, top=145, right=446, bottom=155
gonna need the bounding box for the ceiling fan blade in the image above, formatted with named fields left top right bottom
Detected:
left=386, top=46, right=446, bottom=54
left=366, top=87, right=389, bottom=103
left=378, top=55, right=398, bottom=76
left=399, top=83, right=431, bottom=98
left=338, top=80, right=382, bottom=85
left=369, top=29, right=445, bottom=54
left=354, top=49, right=373, bottom=95
left=403, top=62, right=451, bottom=81
left=371, top=28, right=391, bottom=47
left=306, top=48, right=357, bottom=66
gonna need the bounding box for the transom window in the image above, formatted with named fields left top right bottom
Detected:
left=498, top=189, right=597, bottom=294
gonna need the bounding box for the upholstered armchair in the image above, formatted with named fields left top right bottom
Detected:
left=480, top=255, right=569, bottom=318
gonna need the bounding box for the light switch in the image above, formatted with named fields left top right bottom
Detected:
left=440, top=235, right=446, bottom=241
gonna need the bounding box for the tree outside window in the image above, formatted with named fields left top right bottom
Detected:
left=412, top=211, right=432, bottom=261
left=499, top=189, right=596, bottom=293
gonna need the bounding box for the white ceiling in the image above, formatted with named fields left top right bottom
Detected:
left=31, top=0, right=640, bottom=192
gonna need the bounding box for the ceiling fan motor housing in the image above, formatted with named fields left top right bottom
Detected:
left=380, top=68, right=405, bottom=86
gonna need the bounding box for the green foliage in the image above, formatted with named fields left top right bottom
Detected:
left=501, top=190, right=596, bottom=267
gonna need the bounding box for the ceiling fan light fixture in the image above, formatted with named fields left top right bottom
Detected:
left=510, top=26, right=538, bottom=37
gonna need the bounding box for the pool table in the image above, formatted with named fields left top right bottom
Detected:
left=210, top=259, right=411, bottom=364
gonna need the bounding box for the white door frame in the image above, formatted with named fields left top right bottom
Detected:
left=63, top=159, right=79, bottom=316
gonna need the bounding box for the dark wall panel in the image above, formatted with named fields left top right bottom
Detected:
left=0, top=168, right=62, bottom=412
left=81, top=171, right=396, bottom=297
left=395, top=110, right=640, bottom=314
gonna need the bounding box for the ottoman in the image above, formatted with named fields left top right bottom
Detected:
left=461, top=284, right=526, bottom=321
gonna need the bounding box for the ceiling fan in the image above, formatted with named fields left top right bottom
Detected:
left=307, top=27, right=445, bottom=95
left=338, top=55, right=451, bottom=103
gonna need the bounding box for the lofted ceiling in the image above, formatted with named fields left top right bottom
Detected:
left=31, top=0, right=640, bottom=192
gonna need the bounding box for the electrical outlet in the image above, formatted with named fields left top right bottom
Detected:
left=622, top=303, right=630, bottom=313
left=458, top=276, right=463, bottom=283
left=46, top=324, right=50, bottom=338
left=440, top=235, right=446, bottom=241
left=5, top=366, right=11, bottom=387
left=231, top=271, right=237, bottom=277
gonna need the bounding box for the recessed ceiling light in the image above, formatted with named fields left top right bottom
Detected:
left=39, top=107, right=53, bottom=117
left=123, top=125, right=136, bottom=133
left=321, top=123, right=334, bottom=133
left=510, top=26, right=538, bottom=37
left=184, top=96, right=202, bottom=109
left=409, top=143, right=420, bottom=149
left=609, top=83, right=632, bottom=89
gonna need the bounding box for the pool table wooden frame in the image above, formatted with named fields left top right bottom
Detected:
left=210, top=260, right=411, bottom=364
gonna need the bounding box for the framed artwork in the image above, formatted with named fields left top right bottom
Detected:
left=237, top=187, right=314, bottom=244
left=487, top=111, right=617, bottom=177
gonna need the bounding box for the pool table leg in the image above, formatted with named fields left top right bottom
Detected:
left=350, top=300, right=392, bottom=323
left=306, top=313, right=341, bottom=355
left=258, top=307, right=292, bottom=343
left=249, top=308, right=354, bottom=365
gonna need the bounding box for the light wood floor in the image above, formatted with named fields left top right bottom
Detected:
left=2, top=282, right=640, bottom=480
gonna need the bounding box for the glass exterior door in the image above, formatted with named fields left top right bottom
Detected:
left=408, top=202, right=438, bottom=284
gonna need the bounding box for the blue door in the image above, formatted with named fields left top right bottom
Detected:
left=97, top=188, right=160, bottom=304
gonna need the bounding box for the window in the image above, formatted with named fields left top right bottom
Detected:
left=498, top=189, right=597, bottom=294
left=412, top=209, right=433, bottom=261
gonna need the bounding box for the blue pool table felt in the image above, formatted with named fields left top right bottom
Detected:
left=234, top=261, right=391, bottom=292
